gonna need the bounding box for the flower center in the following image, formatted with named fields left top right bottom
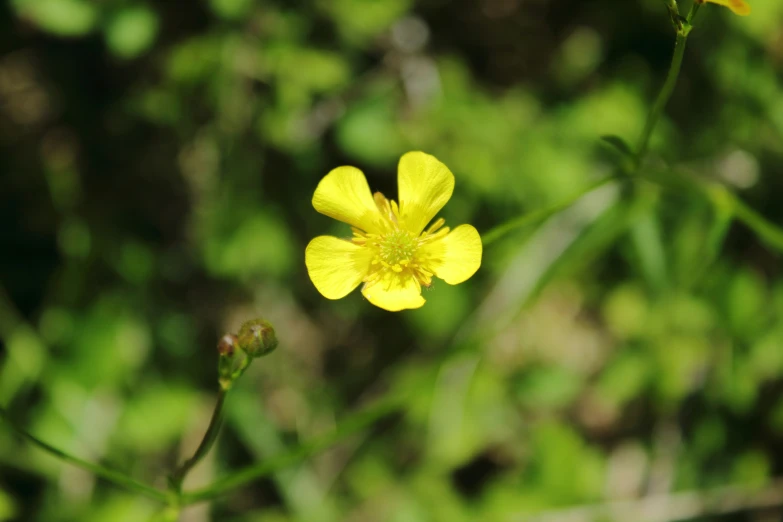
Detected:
left=350, top=192, right=450, bottom=288
left=379, top=230, right=417, bottom=268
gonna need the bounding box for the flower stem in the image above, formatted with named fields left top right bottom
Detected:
left=636, top=42, right=685, bottom=163
left=168, top=388, right=228, bottom=494
left=0, top=405, right=168, bottom=502
left=711, top=186, right=783, bottom=252
left=635, top=3, right=701, bottom=166
left=180, top=392, right=405, bottom=504
left=481, top=174, right=618, bottom=246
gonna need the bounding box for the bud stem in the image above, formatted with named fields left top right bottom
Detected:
left=169, top=388, right=228, bottom=494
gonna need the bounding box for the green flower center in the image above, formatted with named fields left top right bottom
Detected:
left=379, top=230, right=417, bottom=268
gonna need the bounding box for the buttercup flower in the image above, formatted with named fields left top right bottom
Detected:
left=698, top=0, right=751, bottom=16
left=305, top=152, right=482, bottom=311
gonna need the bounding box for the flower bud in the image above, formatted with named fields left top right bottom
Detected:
left=237, top=318, right=278, bottom=358
left=218, top=333, right=245, bottom=389
left=217, top=334, right=238, bottom=357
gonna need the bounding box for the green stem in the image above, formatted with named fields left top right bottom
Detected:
left=180, top=393, right=404, bottom=504
left=635, top=34, right=688, bottom=165
left=481, top=175, right=618, bottom=246
left=481, top=5, right=703, bottom=249
left=661, top=0, right=681, bottom=32
left=720, top=189, right=783, bottom=252
left=635, top=2, right=701, bottom=165
left=687, top=2, right=702, bottom=24
left=169, top=388, right=228, bottom=494
left=0, top=405, right=167, bottom=502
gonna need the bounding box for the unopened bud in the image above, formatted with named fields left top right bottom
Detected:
left=237, top=319, right=278, bottom=358
left=217, top=334, right=238, bottom=356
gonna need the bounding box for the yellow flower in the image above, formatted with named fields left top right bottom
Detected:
left=700, top=0, right=751, bottom=15
left=305, top=151, right=482, bottom=312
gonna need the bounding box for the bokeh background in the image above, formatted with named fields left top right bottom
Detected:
left=2, top=0, right=783, bottom=520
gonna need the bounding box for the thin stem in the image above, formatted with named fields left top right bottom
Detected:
left=635, top=2, right=701, bottom=166
left=661, top=0, right=681, bottom=32
left=0, top=405, right=167, bottom=502
left=483, top=4, right=701, bottom=249
left=481, top=175, right=618, bottom=246
left=687, top=2, right=702, bottom=24
left=169, top=388, right=228, bottom=493
left=715, top=187, right=783, bottom=253
left=635, top=33, right=689, bottom=165
left=180, top=393, right=404, bottom=504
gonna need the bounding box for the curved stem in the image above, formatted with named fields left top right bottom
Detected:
left=481, top=175, right=618, bottom=246
left=709, top=185, right=783, bottom=252
left=0, top=405, right=167, bottom=502
left=169, top=388, right=228, bottom=493
left=180, top=393, right=404, bottom=504
left=635, top=3, right=701, bottom=166
left=635, top=34, right=688, bottom=164
left=483, top=5, right=701, bottom=249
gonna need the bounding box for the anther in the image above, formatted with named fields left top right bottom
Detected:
left=425, top=218, right=446, bottom=235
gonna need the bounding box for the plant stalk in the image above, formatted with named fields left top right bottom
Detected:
left=635, top=34, right=688, bottom=164
left=635, top=3, right=701, bottom=166
left=169, top=388, right=228, bottom=494
left=0, top=405, right=167, bottom=502
left=180, top=392, right=404, bottom=504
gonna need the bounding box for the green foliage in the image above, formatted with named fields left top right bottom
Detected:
left=105, top=6, right=160, bottom=60
left=12, top=0, right=98, bottom=37
left=2, top=0, right=783, bottom=521
left=0, top=489, right=16, bottom=522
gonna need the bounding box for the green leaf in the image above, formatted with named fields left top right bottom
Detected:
left=599, top=134, right=634, bottom=159
left=602, top=284, right=649, bottom=340
left=208, top=0, right=254, bottom=19
left=516, top=366, right=583, bottom=410
left=638, top=166, right=705, bottom=195
left=115, top=385, right=198, bottom=452
left=203, top=211, right=296, bottom=279
left=166, top=36, right=223, bottom=83
left=105, top=6, right=160, bottom=59
left=531, top=196, right=639, bottom=299
left=336, top=96, right=404, bottom=165
left=13, top=0, right=97, bottom=37
left=731, top=451, right=770, bottom=487
left=0, top=489, right=16, bottom=521
left=0, top=406, right=167, bottom=502
left=320, top=0, right=413, bottom=46
left=629, top=209, right=668, bottom=292
left=726, top=269, right=767, bottom=340
left=597, top=350, right=650, bottom=405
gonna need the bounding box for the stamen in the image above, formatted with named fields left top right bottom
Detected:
left=390, top=200, right=401, bottom=221
left=374, top=192, right=398, bottom=224
left=425, top=218, right=445, bottom=235
left=362, top=208, right=450, bottom=289
left=420, top=227, right=449, bottom=244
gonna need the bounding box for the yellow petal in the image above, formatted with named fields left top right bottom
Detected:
left=361, top=272, right=425, bottom=311
left=305, top=236, right=373, bottom=300
left=707, top=0, right=751, bottom=15
left=312, top=166, right=386, bottom=234
left=397, top=152, right=455, bottom=235
left=419, top=224, right=482, bottom=285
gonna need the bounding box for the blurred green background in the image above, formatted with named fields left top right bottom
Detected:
left=2, top=0, right=783, bottom=520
